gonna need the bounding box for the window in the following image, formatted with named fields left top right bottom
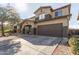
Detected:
left=55, top=10, right=62, bottom=17
left=35, top=16, right=39, bottom=20
left=36, top=14, right=51, bottom=20
left=45, top=14, right=52, bottom=19
left=39, top=14, right=45, bottom=20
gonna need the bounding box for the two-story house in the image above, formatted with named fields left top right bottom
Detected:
left=20, top=4, right=71, bottom=37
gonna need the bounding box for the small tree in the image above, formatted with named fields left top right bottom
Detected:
left=6, top=4, right=20, bottom=27
left=0, top=4, right=20, bottom=36
left=0, top=7, right=8, bottom=36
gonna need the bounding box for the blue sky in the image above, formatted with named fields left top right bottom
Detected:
left=0, top=3, right=79, bottom=29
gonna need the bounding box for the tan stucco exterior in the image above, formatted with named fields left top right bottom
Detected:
left=35, top=8, right=52, bottom=16
left=19, top=4, right=71, bottom=37
left=29, top=16, right=35, bottom=21
left=62, top=6, right=70, bottom=16
left=35, top=17, right=68, bottom=28
left=21, top=20, right=34, bottom=29
left=21, top=4, right=71, bottom=29
left=52, top=6, right=70, bottom=18
left=34, top=4, right=71, bottom=19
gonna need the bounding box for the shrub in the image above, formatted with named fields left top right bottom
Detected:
left=68, top=37, right=79, bottom=54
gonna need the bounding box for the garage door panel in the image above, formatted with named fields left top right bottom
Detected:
left=37, top=23, right=63, bottom=37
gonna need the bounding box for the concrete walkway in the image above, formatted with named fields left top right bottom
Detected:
left=0, top=35, right=65, bottom=55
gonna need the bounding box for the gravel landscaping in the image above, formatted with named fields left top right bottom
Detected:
left=52, top=39, right=73, bottom=55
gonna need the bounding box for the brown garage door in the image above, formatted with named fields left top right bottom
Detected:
left=37, top=23, right=63, bottom=37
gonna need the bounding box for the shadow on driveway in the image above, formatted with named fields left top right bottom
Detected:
left=0, top=39, right=21, bottom=55
left=18, top=35, right=67, bottom=46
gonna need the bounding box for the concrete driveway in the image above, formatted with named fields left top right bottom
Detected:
left=0, top=35, right=64, bottom=55
left=15, top=35, right=63, bottom=55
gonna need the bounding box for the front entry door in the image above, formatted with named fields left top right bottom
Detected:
left=25, top=26, right=29, bottom=34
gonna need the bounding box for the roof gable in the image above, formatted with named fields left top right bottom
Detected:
left=34, top=6, right=53, bottom=14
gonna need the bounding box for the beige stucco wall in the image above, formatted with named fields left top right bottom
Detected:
left=35, top=5, right=70, bottom=19
left=21, top=21, right=34, bottom=29
left=35, top=17, right=69, bottom=27
left=35, top=8, right=52, bottom=16
left=52, top=6, right=70, bottom=18
left=62, top=7, right=70, bottom=16
left=29, top=16, right=35, bottom=21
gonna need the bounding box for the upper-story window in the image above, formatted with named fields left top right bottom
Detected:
left=39, top=14, right=45, bottom=20
left=35, top=13, right=52, bottom=20
left=45, top=14, right=52, bottom=19
left=55, top=10, right=62, bottom=17
left=39, top=14, right=52, bottom=20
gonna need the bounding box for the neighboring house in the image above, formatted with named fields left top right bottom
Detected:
left=20, top=4, right=71, bottom=37
left=68, top=14, right=79, bottom=36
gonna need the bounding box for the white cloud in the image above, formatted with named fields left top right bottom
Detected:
left=0, top=0, right=28, bottom=13
left=69, top=22, right=79, bottom=29
left=0, top=0, right=26, bottom=3
left=14, top=3, right=28, bottom=13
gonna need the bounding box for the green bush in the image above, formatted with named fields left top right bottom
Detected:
left=69, top=37, right=79, bottom=54
left=4, top=29, right=12, bottom=33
